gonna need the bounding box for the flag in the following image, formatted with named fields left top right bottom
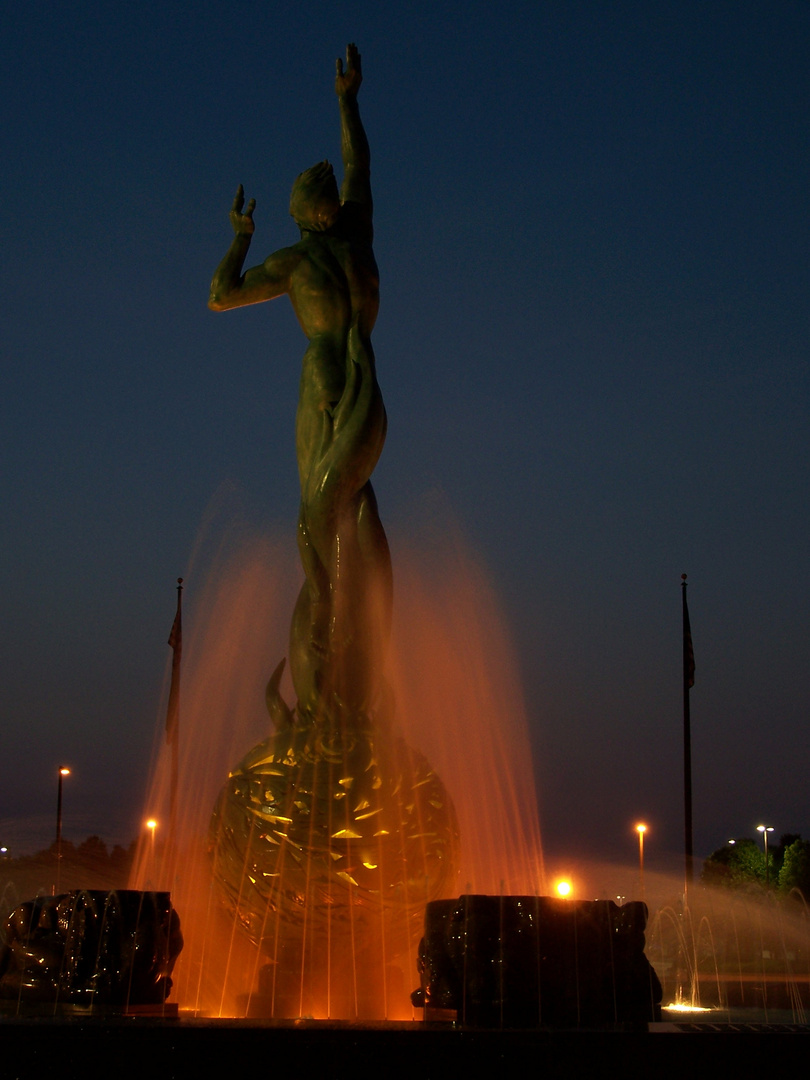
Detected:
left=682, top=576, right=695, bottom=688
left=166, top=578, right=183, bottom=743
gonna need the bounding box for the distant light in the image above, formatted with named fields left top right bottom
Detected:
left=664, top=1002, right=712, bottom=1014
left=757, top=824, right=774, bottom=834
left=728, top=839, right=736, bottom=845
left=636, top=823, right=647, bottom=835
left=59, top=767, right=71, bottom=776
left=555, top=879, right=572, bottom=898
left=146, top=819, right=157, bottom=831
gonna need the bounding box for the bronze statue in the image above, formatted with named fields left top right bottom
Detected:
left=207, top=47, right=458, bottom=1016
left=209, top=43, right=390, bottom=728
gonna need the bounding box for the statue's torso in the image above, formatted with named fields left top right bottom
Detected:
left=290, top=230, right=379, bottom=340
left=291, top=227, right=380, bottom=473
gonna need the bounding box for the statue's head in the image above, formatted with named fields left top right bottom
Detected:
left=290, top=161, right=340, bottom=232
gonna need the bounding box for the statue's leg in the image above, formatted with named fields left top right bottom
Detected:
left=289, top=508, right=333, bottom=716
left=356, top=482, right=392, bottom=646
left=290, top=329, right=391, bottom=721
left=320, top=482, right=391, bottom=716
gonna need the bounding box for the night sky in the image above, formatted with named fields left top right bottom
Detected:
left=2, top=1, right=808, bottom=883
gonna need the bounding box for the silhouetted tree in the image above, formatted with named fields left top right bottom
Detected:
left=0, top=835, right=137, bottom=901
left=765, top=833, right=800, bottom=882
left=109, top=843, right=135, bottom=879
left=702, top=838, right=766, bottom=889
left=778, top=838, right=810, bottom=898
left=703, top=833, right=810, bottom=895
left=76, top=835, right=108, bottom=861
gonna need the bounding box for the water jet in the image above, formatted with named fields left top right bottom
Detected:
left=131, top=44, right=654, bottom=1026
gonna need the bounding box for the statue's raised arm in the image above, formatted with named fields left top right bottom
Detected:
left=208, top=186, right=301, bottom=312
left=335, top=43, right=372, bottom=239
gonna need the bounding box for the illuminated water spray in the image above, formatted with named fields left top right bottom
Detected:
left=133, top=524, right=543, bottom=1017
left=133, top=46, right=544, bottom=1019
left=205, top=45, right=461, bottom=1015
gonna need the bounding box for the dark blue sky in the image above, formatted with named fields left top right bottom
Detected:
left=2, top=1, right=808, bottom=878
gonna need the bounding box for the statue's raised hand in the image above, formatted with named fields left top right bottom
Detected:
left=336, top=43, right=362, bottom=98
left=229, top=185, right=256, bottom=237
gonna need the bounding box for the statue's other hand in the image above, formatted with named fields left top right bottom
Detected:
left=229, top=184, right=256, bottom=237
left=336, top=42, right=362, bottom=98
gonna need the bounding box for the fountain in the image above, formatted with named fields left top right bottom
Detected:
left=200, top=43, right=462, bottom=1018
left=131, top=520, right=548, bottom=1019
left=647, top=881, right=810, bottom=1021
left=0, top=44, right=660, bottom=1031
left=0, top=44, right=803, bottom=1076
left=138, top=41, right=654, bottom=1025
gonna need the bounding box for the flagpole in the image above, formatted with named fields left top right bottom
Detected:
left=681, top=574, right=695, bottom=894
left=166, top=577, right=183, bottom=878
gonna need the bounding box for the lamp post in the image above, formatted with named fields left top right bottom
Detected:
left=146, top=818, right=157, bottom=879
left=636, top=824, right=647, bottom=900
left=757, top=824, right=774, bottom=888
left=55, top=766, right=70, bottom=894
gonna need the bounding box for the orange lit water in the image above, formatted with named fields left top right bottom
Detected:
left=132, top=517, right=544, bottom=1017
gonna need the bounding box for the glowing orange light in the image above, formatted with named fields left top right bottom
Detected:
left=636, top=823, right=647, bottom=835
left=555, top=879, right=572, bottom=898
left=146, top=819, right=157, bottom=831
left=129, top=538, right=545, bottom=1017
left=59, top=767, right=71, bottom=776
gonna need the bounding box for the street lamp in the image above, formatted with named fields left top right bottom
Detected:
left=757, top=824, right=775, bottom=888
left=146, top=818, right=157, bottom=876
left=636, top=824, right=647, bottom=900
left=55, top=766, right=71, bottom=894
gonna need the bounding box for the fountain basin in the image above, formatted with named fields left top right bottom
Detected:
left=412, top=894, right=662, bottom=1027
left=0, top=890, right=182, bottom=1009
